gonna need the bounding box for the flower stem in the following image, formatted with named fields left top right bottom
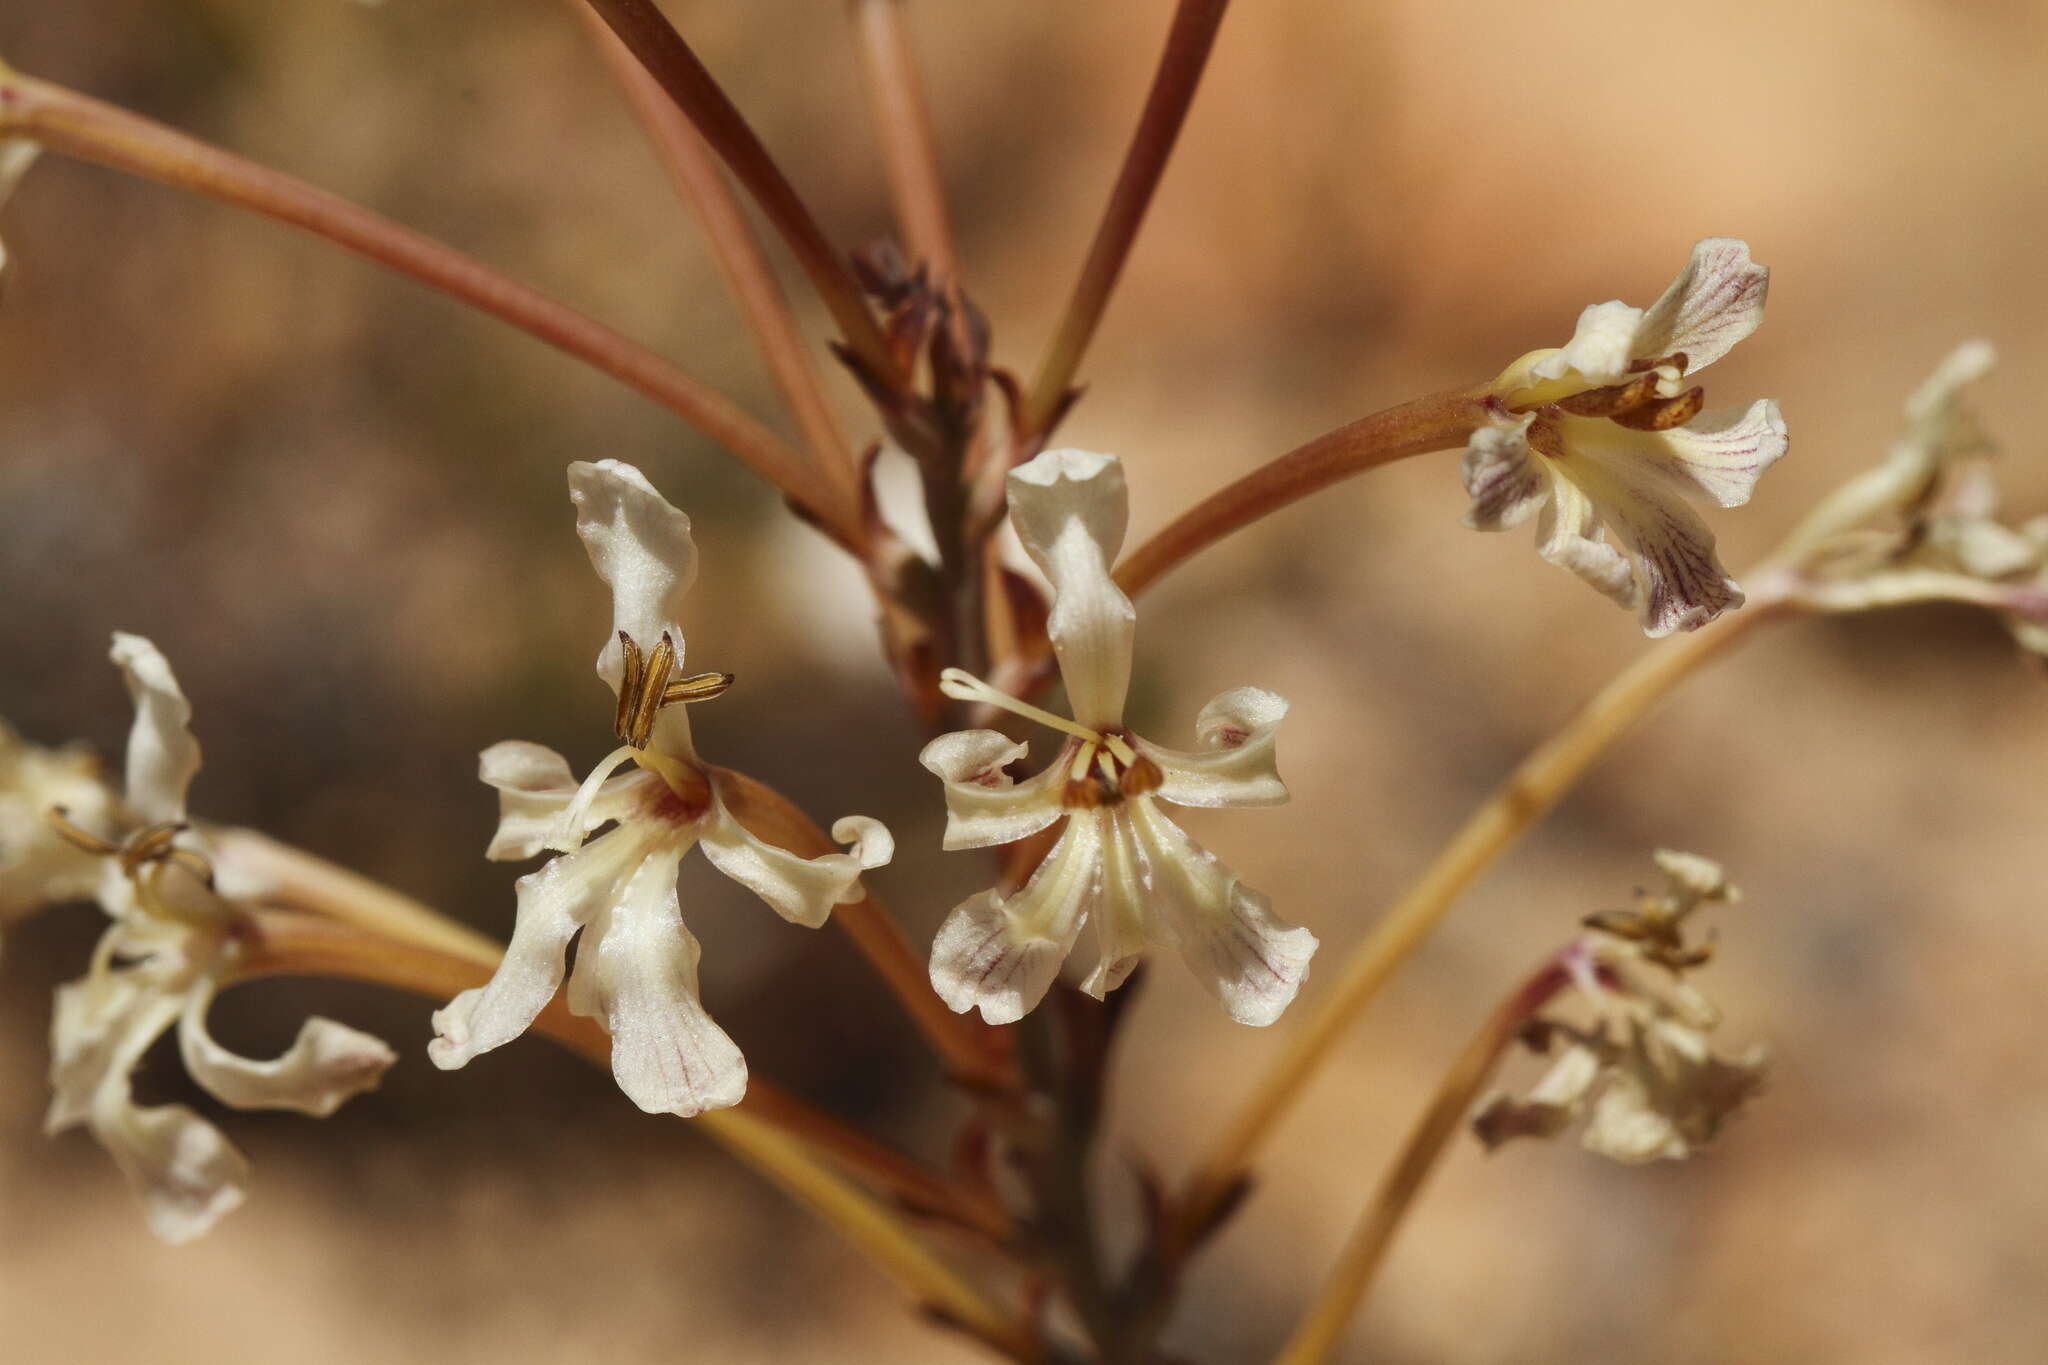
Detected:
left=571, top=6, right=860, bottom=497
left=1269, top=955, right=1576, bottom=1365
left=711, top=767, right=1014, bottom=1089
left=233, top=907, right=1027, bottom=1348
left=0, top=70, right=859, bottom=545
left=576, top=0, right=902, bottom=393
left=1114, top=388, right=1490, bottom=598
left=1177, top=598, right=1786, bottom=1243
left=848, top=0, right=960, bottom=285
left=1020, top=0, right=1233, bottom=441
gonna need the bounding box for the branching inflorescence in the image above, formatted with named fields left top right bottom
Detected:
left=0, top=7, right=2037, bottom=1363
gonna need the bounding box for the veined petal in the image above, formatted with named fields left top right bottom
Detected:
left=918, top=730, right=1065, bottom=850
left=564, top=845, right=746, bottom=1116
left=178, top=983, right=395, bottom=1116
left=109, top=633, right=201, bottom=826
left=1007, top=450, right=1136, bottom=731
left=1632, top=401, right=1790, bottom=509
left=699, top=792, right=892, bottom=928
left=1632, top=238, right=1769, bottom=373
left=428, top=826, right=650, bottom=1070
left=568, top=459, right=697, bottom=689
left=1142, top=686, right=1290, bottom=809
left=1126, top=800, right=1316, bottom=1026
left=479, top=740, right=658, bottom=860
left=1536, top=475, right=1639, bottom=609
left=1562, top=453, right=1746, bottom=635
left=1530, top=300, right=1645, bottom=386
left=1461, top=416, right=1553, bottom=531
left=928, top=816, right=1101, bottom=1025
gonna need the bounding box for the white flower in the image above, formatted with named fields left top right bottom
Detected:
left=1474, top=851, right=1767, bottom=1164
left=0, top=718, right=115, bottom=947
left=429, top=461, right=893, bottom=1117
left=1772, top=342, right=2048, bottom=656
left=924, top=450, right=1317, bottom=1027
left=1467, top=239, right=1789, bottom=636
left=45, top=634, right=396, bottom=1244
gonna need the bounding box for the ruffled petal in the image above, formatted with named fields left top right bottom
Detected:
left=918, top=730, right=1065, bottom=850
left=109, top=633, right=202, bottom=826
left=1530, top=300, right=1644, bottom=385
left=1007, top=449, right=1136, bottom=731
left=1632, top=238, right=1769, bottom=373
left=568, top=460, right=702, bottom=758
left=429, top=826, right=650, bottom=1070
left=178, top=983, right=395, bottom=1117
left=698, top=793, right=892, bottom=928
left=1580, top=1021, right=1769, bottom=1163
left=1142, top=686, right=1290, bottom=810
left=928, top=816, right=1101, bottom=1025
left=1126, top=800, right=1316, bottom=1026
left=563, top=845, right=746, bottom=1116
left=1460, top=416, right=1553, bottom=531
left=478, top=740, right=658, bottom=860
left=1536, top=475, right=1639, bottom=609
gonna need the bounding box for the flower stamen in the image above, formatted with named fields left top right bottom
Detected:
left=613, top=631, right=732, bottom=749
left=938, top=668, right=1103, bottom=745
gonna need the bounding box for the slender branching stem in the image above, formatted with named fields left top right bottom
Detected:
left=1114, top=388, right=1491, bottom=599
left=0, top=71, right=860, bottom=545
left=233, top=908, right=1025, bottom=1343
left=1269, top=955, right=1577, bottom=1365
left=848, top=0, right=959, bottom=284
left=713, top=767, right=1015, bottom=1089
left=1177, top=598, right=1788, bottom=1241
left=576, top=0, right=903, bottom=392
left=1021, top=0, right=1233, bottom=441
left=572, top=7, right=861, bottom=497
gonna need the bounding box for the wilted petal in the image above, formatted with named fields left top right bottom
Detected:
left=479, top=740, right=657, bottom=860
left=1461, top=417, right=1552, bottom=531
left=1007, top=450, right=1136, bottom=731
left=1580, top=1022, right=1768, bottom=1163
left=1127, top=800, right=1315, bottom=1026
left=699, top=796, right=891, bottom=928
left=97, top=1096, right=250, bottom=1245
left=563, top=845, right=746, bottom=1116
left=429, top=826, right=650, bottom=1070
left=178, top=984, right=395, bottom=1116
left=918, top=730, right=1065, bottom=850
left=1143, top=687, right=1290, bottom=809
left=47, top=972, right=175, bottom=1135
left=109, top=633, right=202, bottom=826
left=929, top=817, right=1101, bottom=1025
left=1632, top=238, right=1769, bottom=373
left=1474, top=1042, right=1604, bottom=1151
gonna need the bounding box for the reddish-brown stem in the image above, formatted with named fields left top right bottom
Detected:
left=1114, top=388, right=1490, bottom=598
left=712, top=767, right=1015, bottom=1089
left=232, top=908, right=1004, bottom=1233
left=0, top=73, right=861, bottom=545
left=1020, top=0, right=1233, bottom=440
left=576, top=0, right=902, bottom=392
left=848, top=0, right=959, bottom=284
left=573, top=8, right=861, bottom=498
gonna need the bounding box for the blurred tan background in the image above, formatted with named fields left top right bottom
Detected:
left=3, top=1, right=2046, bottom=1361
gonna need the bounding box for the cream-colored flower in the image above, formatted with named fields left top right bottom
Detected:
left=1467, top=239, right=1788, bottom=635
left=45, top=634, right=396, bottom=1243
left=0, top=719, right=115, bottom=946
left=925, top=450, right=1316, bottom=1027
left=1769, top=341, right=2048, bottom=656
left=1474, top=851, right=1767, bottom=1164
left=429, top=461, right=892, bottom=1117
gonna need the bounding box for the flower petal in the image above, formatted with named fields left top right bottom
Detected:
left=1530, top=300, right=1645, bottom=385
left=698, top=792, right=892, bottom=928
left=178, top=984, right=396, bottom=1117
left=1142, top=686, right=1290, bottom=810
left=109, top=633, right=202, bottom=826
left=1126, top=800, right=1316, bottom=1026
left=918, top=730, right=1065, bottom=850
left=1642, top=400, right=1789, bottom=509
left=97, top=1096, right=250, bottom=1245
left=478, top=740, right=658, bottom=860
left=0, top=722, right=114, bottom=925
left=429, top=826, right=650, bottom=1070
left=928, top=817, right=1100, bottom=1025
left=1007, top=449, right=1136, bottom=731
left=563, top=845, right=747, bottom=1116
left=1553, top=442, right=1746, bottom=635
left=1632, top=238, right=1769, bottom=373
left=1460, top=416, right=1553, bottom=531
left=1079, top=811, right=1150, bottom=1001
left=1581, top=1022, right=1769, bottom=1163
left=1473, top=1042, right=1604, bottom=1151
left=1536, top=475, right=1639, bottom=609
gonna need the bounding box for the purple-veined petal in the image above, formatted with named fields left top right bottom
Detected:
left=918, top=729, right=1065, bottom=850
left=1461, top=416, right=1553, bottom=531
left=1142, top=686, right=1290, bottom=810
left=928, top=816, right=1101, bottom=1025
left=1536, top=475, right=1639, bottom=609
left=1632, top=238, right=1769, bottom=373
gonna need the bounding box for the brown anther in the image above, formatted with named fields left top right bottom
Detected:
left=661, top=671, right=735, bottom=705
left=46, top=806, right=118, bottom=855
left=1063, top=771, right=1122, bottom=809
left=613, top=632, right=732, bottom=749
left=1118, top=754, right=1164, bottom=798
left=1610, top=385, right=1704, bottom=431
left=48, top=808, right=215, bottom=889
left=1625, top=351, right=1688, bottom=375
left=1555, top=370, right=1662, bottom=419
left=118, top=822, right=186, bottom=877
